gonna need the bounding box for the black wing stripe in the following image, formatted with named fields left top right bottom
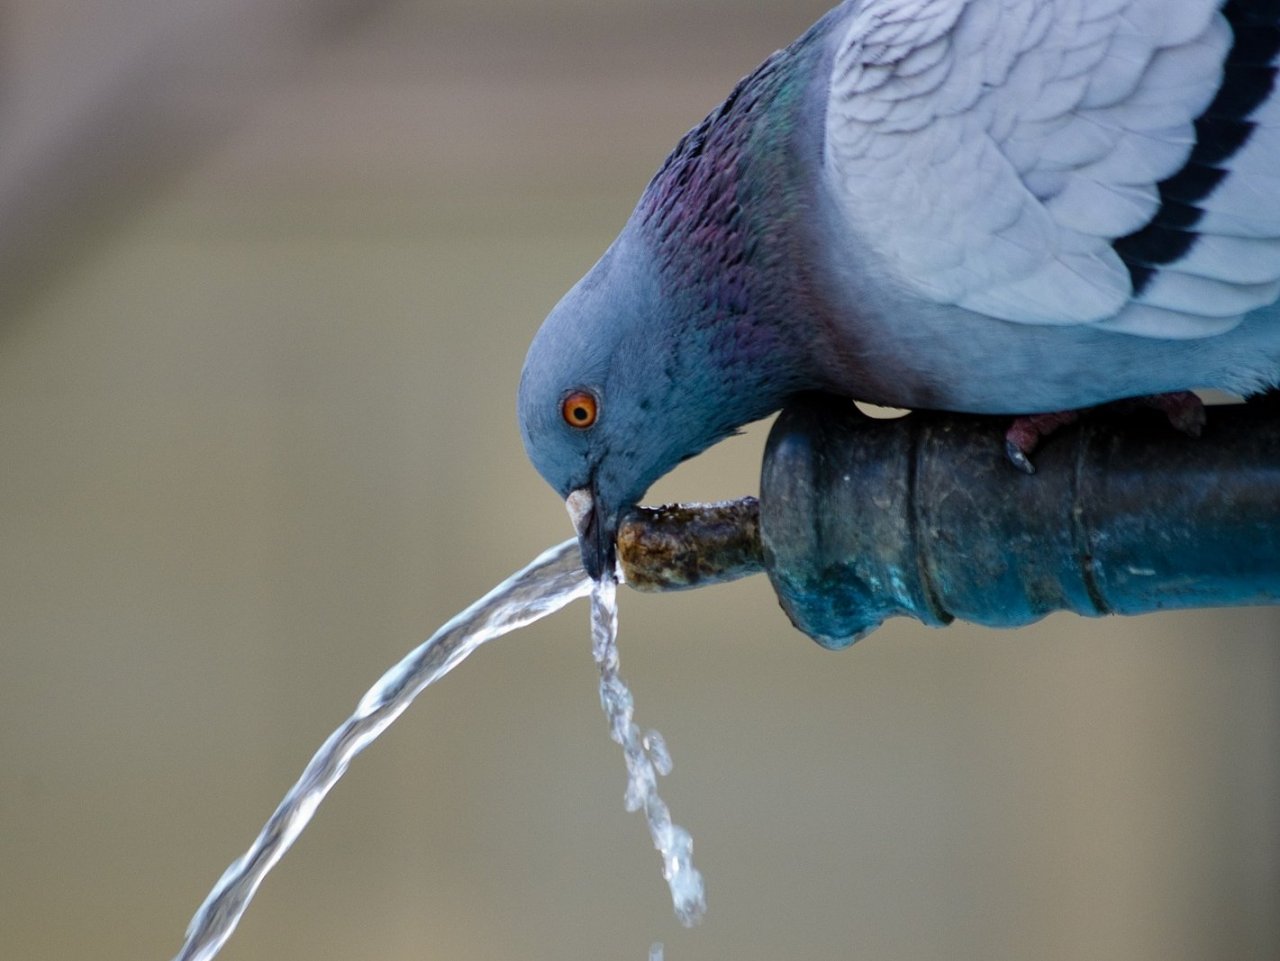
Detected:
left=1113, top=0, right=1280, bottom=295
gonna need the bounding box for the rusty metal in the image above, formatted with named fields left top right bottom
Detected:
left=617, top=498, right=763, bottom=591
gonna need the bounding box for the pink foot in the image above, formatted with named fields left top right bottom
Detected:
left=1003, top=391, right=1207, bottom=475
left=1136, top=390, right=1206, bottom=438
left=1004, top=410, right=1081, bottom=474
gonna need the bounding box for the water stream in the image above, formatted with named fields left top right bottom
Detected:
left=171, top=539, right=589, bottom=961
left=591, top=576, right=706, bottom=926
left=171, top=539, right=705, bottom=961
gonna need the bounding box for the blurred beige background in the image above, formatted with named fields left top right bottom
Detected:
left=2, top=2, right=1278, bottom=960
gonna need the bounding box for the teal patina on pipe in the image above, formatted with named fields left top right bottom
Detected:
left=759, top=395, right=1280, bottom=648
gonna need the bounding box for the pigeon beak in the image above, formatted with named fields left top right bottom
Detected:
left=566, top=486, right=616, bottom=581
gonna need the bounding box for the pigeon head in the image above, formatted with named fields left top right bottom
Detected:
left=519, top=49, right=821, bottom=580
left=519, top=240, right=668, bottom=579
left=518, top=232, right=754, bottom=580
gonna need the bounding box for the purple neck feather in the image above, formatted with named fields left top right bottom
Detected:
left=632, top=38, right=826, bottom=425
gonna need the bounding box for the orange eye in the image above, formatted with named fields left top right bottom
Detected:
left=561, top=390, right=598, bottom=429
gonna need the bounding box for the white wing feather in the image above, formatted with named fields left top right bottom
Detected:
left=823, top=0, right=1280, bottom=337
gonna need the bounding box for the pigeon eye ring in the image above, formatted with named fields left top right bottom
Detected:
left=561, top=389, right=599, bottom=429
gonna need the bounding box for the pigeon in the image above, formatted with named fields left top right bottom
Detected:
left=518, top=0, right=1280, bottom=579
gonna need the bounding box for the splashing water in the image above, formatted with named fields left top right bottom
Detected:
left=591, top=576, right=707, bottom=926
left=171, top=539, right=590, bottom=961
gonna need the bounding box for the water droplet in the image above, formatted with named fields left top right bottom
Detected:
left=644, top=729, right=673, bottom=776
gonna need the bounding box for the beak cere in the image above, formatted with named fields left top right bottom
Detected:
left=566, top=486, right=614, bottom=581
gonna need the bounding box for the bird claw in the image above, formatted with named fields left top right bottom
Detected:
left=1002, top=391, right=1207, bottom=473
left=1143, top=390, right=1206, bottom=438
left=1004, top=439, right=1036, bottom=475
left=1003, top=410, right=1080, bottom=474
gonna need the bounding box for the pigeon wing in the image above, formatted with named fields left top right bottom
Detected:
left=822, top=0, right=1280, bottom=337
